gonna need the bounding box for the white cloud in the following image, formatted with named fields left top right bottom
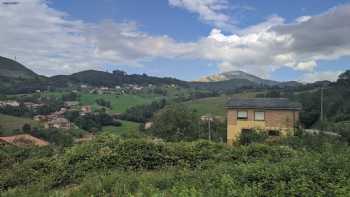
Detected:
left=0, top=0, right=350, bottom=82
left=295, top=16, right=311, bottom=23
left=88, top=21, right=195, bottom=63
left=300, top=70, right=343, bottom=82
left=168, top=0, right=235, bottom=31
left=187, top=4, right=350, bottom=78
left=191, top=27, right=295, bottom=77
left=0, top=0, right=99, bottom=75
left=0, top=0, right=193, bottom=75
left=295, top=61, right=317, bottom=71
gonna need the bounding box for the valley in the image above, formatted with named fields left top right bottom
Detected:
left=1, top=56, right=350, bottom=196
left=2, top=1, right=350, bottom=195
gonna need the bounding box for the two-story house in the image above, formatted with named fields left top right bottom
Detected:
left=225, top=98, right=302, bottom=145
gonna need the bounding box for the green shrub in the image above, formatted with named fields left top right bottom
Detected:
left=2, top=134, right=350, bottom=196
left=150, top=104, right=199, bottom=141
left=239, top=129, right=268, bottom=145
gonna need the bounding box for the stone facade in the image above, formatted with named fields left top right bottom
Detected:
left=227, top=109, right=299, bottom=145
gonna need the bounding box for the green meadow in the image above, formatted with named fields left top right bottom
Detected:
left=184, top=92, right=260, bottom=117
left=0, top=114, right=40, bottom=135
left=102, top=120, right=140, bottom=136
left=79, top=93, right=161, bottom=113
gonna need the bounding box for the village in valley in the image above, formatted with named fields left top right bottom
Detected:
left=0, top=83, right=173, bottom=146
left=1, top=61, right=350, bottom=196
left=1, top=0, right=350, bottom=195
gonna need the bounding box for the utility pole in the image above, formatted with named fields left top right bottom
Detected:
left=208, top=116, right=211, bottom=141
left=204, top=114, right=213, bottom=141
left=320, top=86, right=324, bottom=122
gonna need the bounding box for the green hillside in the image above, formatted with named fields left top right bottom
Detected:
left=184, top=92, right=260, bottom=117
left=79, top=93, right=161, bottom=113
left=49, top=69, right=189, bottom=88
left=0, top=56, right=38, bottom=79
left=102, top=120, right=140, bottom=136
left=185, top=96, right=228, bottom=116
left=0, top=114, right=40, bottom=135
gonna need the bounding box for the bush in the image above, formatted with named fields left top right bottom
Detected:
left=150, top=104, right=199, bottom=141
left=121, top=99, right=167, bottom=123
left=29, top=128, right=75, bottom=147
left=61, top=92, right=79, bottom=101
left=2, top=134, right=350, bottom=196
left=239, top=129, right=268, bottom=145
left=95, top=99, right=111, bottom=109
left=74, top=113, right=122, bottom=131
left=22, top=124, right=31, bottom=133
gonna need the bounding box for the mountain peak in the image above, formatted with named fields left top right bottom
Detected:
left=196, top=70, right=269, bottom=83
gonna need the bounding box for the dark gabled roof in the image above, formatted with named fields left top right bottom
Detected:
left=225, top=98, right=302, bottom=110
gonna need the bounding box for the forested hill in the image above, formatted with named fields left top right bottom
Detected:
left=50, top=70, right=189, bottom=87
left=0, top=57, right=189, bottom=94
left=0, top=56, right=39, bottom=79
left=257, top=70, right=350, bottom=128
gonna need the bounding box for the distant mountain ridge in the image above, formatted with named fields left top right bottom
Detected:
left=0, top=56, right=302, bottom=94
left=196, top=71, right=279, bottom=85
left=191, top=70, right=302, bottom=91
left=0, top=57, right=189, bottom=94
left=50, top=70, right=188, bottom=87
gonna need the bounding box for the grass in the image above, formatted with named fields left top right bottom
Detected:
left=185, top=96, right=229, bottom=116
left=79, top=93, right=160, bottom=113
left=184, top=91, right=260, bottom=117
left=102, top=120, right=140, bottom=136
left=0, top=114, right=41, bottom=135
left=37, top=91, right=161, bottom=113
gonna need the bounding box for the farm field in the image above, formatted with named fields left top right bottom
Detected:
left=36, top=91, right=161, bottom=113
left=185, top=96, right=229, bottom=116
left=79, top=93, right=161, bottom=113
left=0, top=114, right=41, bottom=135
left=185, top=91, right=260, bottom=117
left=102, top=120, right=140, bottom=136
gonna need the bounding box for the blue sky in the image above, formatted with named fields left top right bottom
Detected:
left=1, top=0, right=350, bottom=82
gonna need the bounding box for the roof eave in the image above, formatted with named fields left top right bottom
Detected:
left=224, top=106, right=302, bottom=111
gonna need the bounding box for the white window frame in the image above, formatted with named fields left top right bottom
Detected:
left=237, top=111, right=248, bottom=120
left=254, top=111, right=265, bottom=121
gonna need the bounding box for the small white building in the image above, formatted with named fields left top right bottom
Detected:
left=144, top=122, right=153, bottom=130
left=64, top=101, right=79, bottom=107
left=0, top=101, right=20, bottom=107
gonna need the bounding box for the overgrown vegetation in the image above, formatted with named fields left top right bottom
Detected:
left=95, top=98, right=112, bottom=109
left=256, top=70, right=350, bottom=129
left=238, top=129, right=269, bottom=145
left=121, top=99, right=167, bottom=122
left=1, top=133, right=350, bottom=196
left=71, top=112, right=122, bottom=132
left=2, top=56, right=350, bottom=196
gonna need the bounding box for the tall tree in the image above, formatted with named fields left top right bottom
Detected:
left=151, top=104, right=199, bottom=141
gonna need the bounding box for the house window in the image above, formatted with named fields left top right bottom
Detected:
left=254, top=111, right=265, bottom=121
left=237, top=111, right=248, bottom=120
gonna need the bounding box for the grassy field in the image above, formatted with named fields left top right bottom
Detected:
left=0, top=114, right=41, bottom=135
left=36, top=91, right=161, bottom=113
left=185, top=96, right=229, bottom=116
left=185, top=91, right=260, bottom=117
left=102, top=120, right=140, bottom=136
left=80, top=93, right=160, bottom=113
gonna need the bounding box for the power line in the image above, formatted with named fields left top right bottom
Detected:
left=2, top=1, right=19, bottom=5
left=320, top=86, right=324, bottom=122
